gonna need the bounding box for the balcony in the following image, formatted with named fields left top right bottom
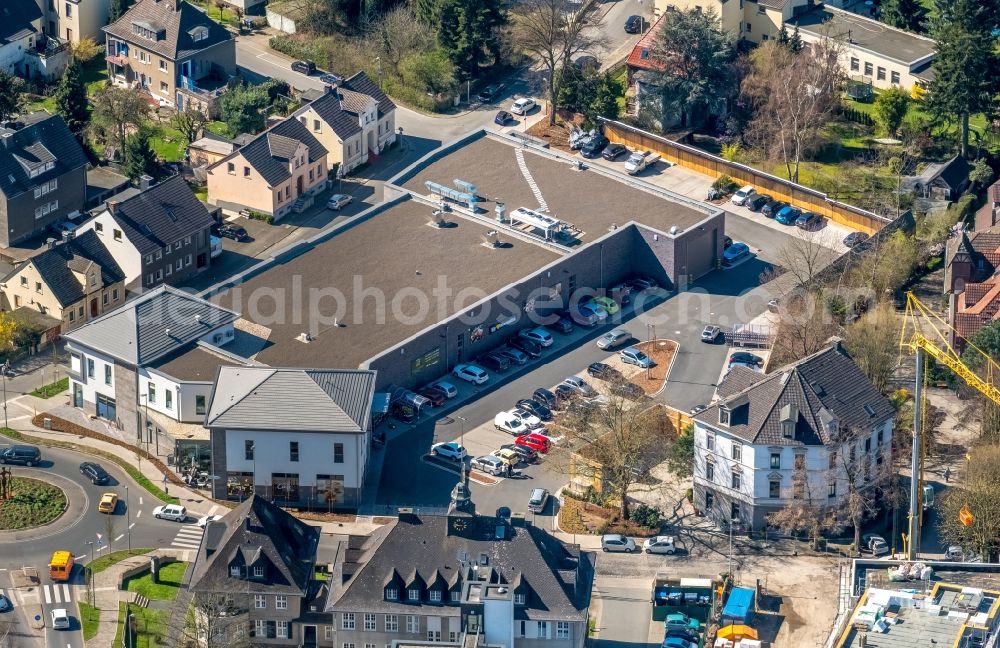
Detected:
left=30, top=35, right=68, bottom=60
left=179, top=68, right=230, bottom=100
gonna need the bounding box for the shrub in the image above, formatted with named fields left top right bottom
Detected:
left=685, top=487, right=693, bottom=502
left=712, top=174, right=739, bottom=193
left=629, top=503, right=661, bottom=529
left=245, top=210, right=274, bottom=224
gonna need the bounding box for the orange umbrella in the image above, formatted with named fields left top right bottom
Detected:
left=717, top=625, right=758, bottom=640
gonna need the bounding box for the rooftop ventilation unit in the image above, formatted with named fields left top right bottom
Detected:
left=296, top=332, right=313, bottom=343
left=428, top=211, right=446, bottom=228
left=481, top=230, right=501, bottom=249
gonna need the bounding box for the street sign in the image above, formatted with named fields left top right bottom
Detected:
left=96, top=533, right=105, bottom=546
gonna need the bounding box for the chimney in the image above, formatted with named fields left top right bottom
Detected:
left=46, top=237, right=56, bottom=250
left=397, top=507, right=418, bottom=523
left=0, top=132, right=12, bottom=149
left=139, top=174, right=153, bottom=190
left=510, top=512, right=526, bottom=527
left=61, top=229, right=74, bottom=242
left=107, top=201, right=119, bottom=215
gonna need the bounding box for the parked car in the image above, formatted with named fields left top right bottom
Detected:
left=98, top=492, right=118, bottom=514
left=516, top=433, right=551, bottom=453
left=580, top=135, right=610, bottom=158
left=512, top=408, right=544, bottom=429
left=477, top=352, right=509, bottom=373
left=731, top=185, right=756, bottom=206
left=291, top=59, right=316, bottom=75
left=554, top=383, right=577, bottom=405
left=319, top=73, right=343, bottom=86
left=562, top=375, right=596, bottom=396
left=568, top=306, right=599, bottom=327
left=430, top=380, right=458, bottom=399
left=452, top=364, right=489, bottom=385
left=0, top=593, right=11, bottom=612
left=0, top=445, right=40, bottom=466
left=644, top=536, right=677, bottom=554
left=471, top=455, right=505, bottom=476
left=722, top=242, right=751, bottom=265
left=528, top=487, right=550, bottom=512
left=533, top=387, right=558, bottom=409
left=516, top=398, right=552, bottom=421
left=597, top=329, right=632, bottom=350
left=730, top=352, right=763, bottom=366
left=217, top=223, right=249, bottom=242
left=587, top=362, right=621, bottom=380
left=547, top=315, right=574, bottom=334
left=665, top=613, right=700, bottom=633
left=775, top=206, right=801, bottom=225
left=620, top=346, right=654, bottom=368
left=497, top=347, right=529, bottom=366
left=578, top=302, right=609, bottom=324
left=601, top=534, right=636, bottom=553
left=796, top=211, right=822, bottom=230
left=519, top=327, right=553, bottom=347
left=431, top=442, right=467, bottom=461
left=624, top=14, right=643, bottom=33
left=501, top=442, right=538, bottom=463
left=610, top=381, right=644, bottom=400
left=79, top=462, right=110, bottom=485
left=662, top=634, right=698, bottom=648
left=746, top=193, right=770, bottom=211
left=761, top=200, right=786, bottom=218
left=862, top=533, right=890, bottom=556
left=509, top=336, right=542, bottom=358
left=494, top=110, right=513, bottom=126
left=50, top=220, right=78, bottom=236
left=153, top=504, right=188, bottom=522
left=417, top=387, right=446, bottom=407
left=589, top=296, right=620, bottom=315
left=495, top=411, right=530, bottom=436
left=844, top=231, right=870, bottom=248
left=491, top=448, right=521, bottom=467
left=602, top=143, right=628, bottom=161
left=701, top=325, right=722, bottom=343
left=327, top=194, right=352, bottom=210
left=626, top=276, right=658, bottom=292
left=477, top=83, right=506, bottom=103
left=690, top=404, right=708, bottom=415
left=510, top=98, right=536, bottom=115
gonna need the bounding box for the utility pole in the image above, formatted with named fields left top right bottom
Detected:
left=907, top=347, right=924, bottom=560
left=125, top=484, right=131, bottom=554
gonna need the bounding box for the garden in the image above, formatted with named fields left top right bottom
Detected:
left=114, top=561, right=188, bottom=648
left=0, top=477, right=66, bottom=530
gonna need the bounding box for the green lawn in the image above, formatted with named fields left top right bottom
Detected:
left=187, top=0, right=241, bottom=28
left=30, top=377, right=68, bottom=399
left=151, top=121, right=231, bottom=163
left=24, top=57, right=108, bottom=114
left=124, top=562, right=187, bottom=601
left=88, top=548, right=154, bottom=575
left=114, top=603, right=171, bottom=648
left=79, top=602, right=100, bottom=640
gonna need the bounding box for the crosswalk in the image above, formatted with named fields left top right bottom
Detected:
left=171, top=525, right=204, bottom=550
left=42, top=584, right=72, bottom=605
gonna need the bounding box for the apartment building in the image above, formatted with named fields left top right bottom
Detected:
left=37, top=0, right=111, bottom=43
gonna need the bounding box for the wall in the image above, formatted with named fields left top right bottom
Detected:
left=137, top=225, right=213, bottom=289
left=77, top=211, right=142, bottom=285
left=2, top=165, right=87, bottom=247
left=209, top=151, right=285, bottom=215
left=67, top=343, right=117, bottom=407
left=50, top=0, right=111, bottom=43
left=114, top=358, right=138, bottom=437
left=266, top=7, right=299, bottom=34
left=601, top=120, right=889, bottom=235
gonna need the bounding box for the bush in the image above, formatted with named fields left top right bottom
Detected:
left=245, top=210, right=274, bottom=224
left=629, top=503, right=661, bottom=529
left=711, top=174, right=739, bottom=193
left=685, top=487, right=693, bottom=502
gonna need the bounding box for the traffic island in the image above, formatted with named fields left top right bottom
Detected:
left=0, top=475, right=67, bottom=530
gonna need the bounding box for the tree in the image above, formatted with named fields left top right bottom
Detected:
left=220, top=83, right=272, bottom=135
left=437, top=0, right=507, bottom=80
left=772, top=228, right=839, bottom=289
left=108, top=0, right=130, bottom=22
left=969, top=158, right=994, bottom=189
left=767, top=460, right=840, bottom=545
left=666, top=423, right=693, bottom=479
left=0, top=312, right=18, bottom=351
left=399, top=49, right=458, bottom=95
left=0, top=71, right=25, bottom=123
left=849, top=229, right=919, bottom=295
left=69, top=37, right=102, bottom=63
left=214, top=0, right=227, bottom=21
left=925, top=0, right=1000, bottom=156
left=54, top=59, right=89, bottom=135
left=938, top=443, right=1000, bottom=560
left=880, top=0, right=928, bottom=32
left=374, top=6, right=434, bottom=71
left=173, top=592, right=253, bottom=648
left=960, top=319, right=1000, bottom=440
left=770, top=289, right=839, bottom=365
left=872, top=88, right=909, bottom=137
left=789, top=25, right=803, bottom=53
left=122, top=131, right=158, bottom=182
left=90, top=86, right=150, bottom=155
left=742, top=39, right=842, bottom=183
left=172, top=108, right=208, bottom=146
left=589, top=71, right=623, bottom=121
left=832, top=426, right=890, bottom=556
left=843, top=301, right=902, bottom=394
left=644, top=8, right=734, bottom=129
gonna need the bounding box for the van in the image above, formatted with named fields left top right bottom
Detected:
left=48, top=551, right=74, bottom=582
left=153, top=504, right=188, bottom=522
left=528, top=488, right=548, bottom=513
left=0, top=444, right=41, bottom=466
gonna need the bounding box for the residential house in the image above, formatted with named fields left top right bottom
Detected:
left=1, top=0, right=70, bottom=81
left=908, top=155, right=971, bottom=203
left=63, top=284, right=243, bottom=456
left=322, top=483, right=594, bottom=648
left=975, top=180, right=1000, bottom=231
left=103, top=0, right=235, bottom=116
left=293, top=72, right=397, bottom=174
left=0, top=229, right=125, bottom=334
left=0, top=111, right=88, bottom=248
left=206, top=116, right=329, bottom=221
left=187, top=495, right=321, bottom=647
left=188, top=132, right=239, bottom=169
left=38, top=0, right=111, bottom=43
left=945, top=228, right=1000, bottom=350
left=76, top=175, right=215, bottom=290
left=204, top=366, right=377, bottom=509
left=658, top=0, right=937, bottom=92
left=691, top=341, right=895, bottom=531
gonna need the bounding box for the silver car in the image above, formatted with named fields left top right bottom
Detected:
left=601, top=534, right=636, bottom=553
left=471, top=455, right=505, bottom=476
left=597, top=329, right=631, bottom=350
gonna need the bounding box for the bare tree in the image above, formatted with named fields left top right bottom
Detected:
left=767, top=461, right=840, bottom=545
left=832, top=426, right=886, bottom=555
left=772, top=230, right=839, bottom=289
left=742, top=38, right=843, bottom=183
left=90, top=86, right=150, bottom=156
left=514, top=0, right=603, bottom=126
left=938, top=444, right=1000, bottom=561
left=843, top=300, right=902, bottom=394
left=172, top=108, right=208, bottom=146
left=372, top=6, right=435, bottom=71
left=175, top=592, right=253, bottom=648
left=770, top=290, right=838, bottom=365
left=847, top=230, right=918, bottom=296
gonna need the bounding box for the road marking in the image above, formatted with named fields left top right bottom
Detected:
left=115, top=534, right=124, bottom=542
left=129, top=523, right=135, bottom=529
left=171, top=525, right=205, bottom=549
left=136, top=510, right=141, bottom=518
left=43, top=586, right=51, bottom=605
left=62, top=584, right=70, bottom=602
left=139, top=497, right=143, bottom=505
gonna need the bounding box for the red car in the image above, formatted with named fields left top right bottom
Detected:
left=516, top=433, right=551, bottom=453
left=418, top=387, right=446, bottom=407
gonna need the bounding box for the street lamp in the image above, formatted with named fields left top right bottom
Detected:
left=125, top=484, right=131, bottom=554
left=1, top=360, right=9, bottom=429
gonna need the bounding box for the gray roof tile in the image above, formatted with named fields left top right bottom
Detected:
left=0, top=112, right=88, bottom=199
left=102, top=0, right=233, bottom=60
left=8, top=230, right=125, bottom=308
left=216, top=117, right=328, bottom=188
left=205, top=367, right=375, bottom=432
left=294, top=71, right=396, bottom=140
left=0, top=0, right=41, bottom=46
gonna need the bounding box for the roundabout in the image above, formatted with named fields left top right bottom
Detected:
left=0, top=474, right=67, bottom=530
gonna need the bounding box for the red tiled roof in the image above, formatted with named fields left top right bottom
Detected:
left=964, top=282, right=993, bottom=305
left=626, top=13, right=668, bottom=72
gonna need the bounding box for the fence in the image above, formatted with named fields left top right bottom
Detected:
left=600, top=119, right=891, bottom=235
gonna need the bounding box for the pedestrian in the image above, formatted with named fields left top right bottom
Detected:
left=945, top=467, right=951, bottom=483
left=505, top=463, right=512, bottom=478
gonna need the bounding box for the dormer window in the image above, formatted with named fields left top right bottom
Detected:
left=428, top=590, right=442, bottom=603
left=408, top=588, right=420, bottom=601
left=230, top=565, right=241, bottom=577
left=514, top=593, right=526, bottom=605
left=780, top=404, right=798, bottom=439
left=253, top=564, right=264, bottom=578
left=188, top=25, right=209, bottom=42
left=719, top=407, right=730, bottom=426
left=385, top=587, right=398, bottom=600
left=450, top=590, right=461, bottom=603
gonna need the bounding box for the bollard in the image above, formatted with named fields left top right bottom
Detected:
left=149, top=556, right=160, bottom=584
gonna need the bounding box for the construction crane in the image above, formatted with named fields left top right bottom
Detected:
left=898, top=292, right=1000, bottom=559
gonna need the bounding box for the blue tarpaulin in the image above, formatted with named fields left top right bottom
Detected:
left=721, top=587, right=755, bottom=624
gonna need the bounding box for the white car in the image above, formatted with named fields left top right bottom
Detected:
left=511, top=408, right=544, bottom=429
left=327, top=194, right=353, bottom=210
left=597, top=329, right=631, bottom=350
left=529, top=428, right=562, bottom=445
left=643, top=535, right=677, bottom=554
left=197, top=514, right=222, bottom=528
left=510, top=97, right=536, bottom=115
left=452, top=364, right=489, bottom=385
left=731, top=185, right=756, bottom=206
left=471, top=455, right=505, bottom=476
left=495, top=411, right=529, bottom=436
left=431, top=442, right=467, bottom=461
left=152, top=504, right=188, bottom=522
left=701, top=325, right=722, bottom=343
left=51, top=608, right=70, bottom=630
left=519, top=327, right=553, bottom=347
left=430, top=380, right=458, bottom=398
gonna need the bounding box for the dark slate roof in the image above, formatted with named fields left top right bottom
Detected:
left=342, top=71, right=395, bottom=119
left=102, top=0, right=232, bottom=60
left=295, top=72, right=397, bottom=139
left=189, top=495, right=320, bottom=596
left=215, top=117, right=328, bottom=187
left=6, top=231, right=125, bottom=308
left=934, top=155, right=971, bottom=191
left=325, top=513, right=593, bottom=621
left=0, top=0, right=41, bottom=46
left=297, top=90, right=362, bottom=139
left=63, top=284, right=238, bottom=365
left=0, top=112, right=87, bottom=200
left=99, top=175, right=215, bottom=255
left=695, top=343, right=894, bottom=446
left=205, top=367, right=376, bottom=433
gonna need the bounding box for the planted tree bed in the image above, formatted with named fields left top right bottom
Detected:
left=0, top=477, right=67, bottom=530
